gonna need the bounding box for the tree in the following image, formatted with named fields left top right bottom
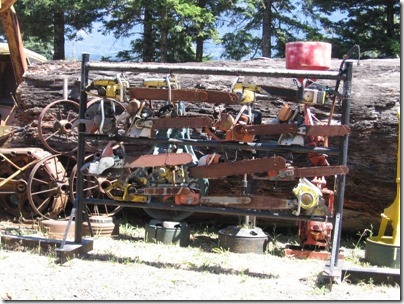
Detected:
left=11, top=0, right=110, bottom=60
left=102, top=0, right=223, bottom=63
left=221, top=0, right=324, bottom=60
left=308, top=0, right=400, bottom=58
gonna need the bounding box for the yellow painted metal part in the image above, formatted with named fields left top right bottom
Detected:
left=143, top=77, right=180, bottom=89
left=0, top=0, right=16, bottom=13
left=0, top=3, right=27, bottom=84
left=103, top=180, right=149, bottom=202
left=371, top=110, right=400, bottom=246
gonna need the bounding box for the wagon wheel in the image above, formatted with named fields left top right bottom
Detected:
left=69, top=154, right=123, bottom=217
left=0, top=154, right=36, bottom=218
left=38, top=99, right=81, bottom=155
left=27, top=154, right=73, bottom=220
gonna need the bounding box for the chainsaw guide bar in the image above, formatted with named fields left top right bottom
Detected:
left=129, top=87, right=239, bottom=104
left=124, top=153, right=194, bottom=168
left=189, top=156, right=286, bottom=178
left=240, top=124, right=350, bottom=137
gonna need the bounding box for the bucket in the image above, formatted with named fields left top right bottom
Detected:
left=285, top=41, right=331, bottom=84
left=145, top=220, right=190, bottom=247
left=218, top=226, right=269, bottom=254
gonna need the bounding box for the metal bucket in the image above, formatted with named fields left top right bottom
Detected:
left=218, top=225, right=269, bottom=254
left=145, top=220, right=190, bottom=247
left=365, top=237, right=400, bottom=269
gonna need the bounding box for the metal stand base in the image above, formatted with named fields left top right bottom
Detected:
left=0, top=233, right=93, bottom=264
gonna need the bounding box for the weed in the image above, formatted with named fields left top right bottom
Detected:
left=354, top=224, right=373, bottom=249
left=239, top=268, right=248, bottom=283
left=343, top=225, right=374, bottom=266
left=266, top=225, right=284, bottom=257
left=211, top=246, right=229, bottom=254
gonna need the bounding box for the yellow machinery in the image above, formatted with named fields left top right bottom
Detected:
left=365, top=110, right=400, bottom=268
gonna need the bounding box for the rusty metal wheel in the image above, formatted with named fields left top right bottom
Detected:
left=27, top=154, right=72, bottom=220
left=38, top=99, right=81, bottom=154
left=0, top=149, right=46, bottom=218
left=69, top=154, right=123, bottom=217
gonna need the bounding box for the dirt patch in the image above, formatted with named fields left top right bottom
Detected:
left=0, top=217, right=400, bottom=301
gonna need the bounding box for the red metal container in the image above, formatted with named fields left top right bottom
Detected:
left=286, top=41, right=331, bottom=84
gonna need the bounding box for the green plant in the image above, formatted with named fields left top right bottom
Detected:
left=354, top=224, right=373, bottom=249
left=266, top=225, right=284, bottom=257
left=211, top=246, right=229, bottom=255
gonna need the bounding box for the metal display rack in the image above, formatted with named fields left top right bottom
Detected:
left=72, top=53, right=353, bottom=279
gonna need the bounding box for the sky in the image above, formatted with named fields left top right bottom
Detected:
left=64, top=8, right=346, bottom=62
left=65, top=24, right=224, bottom=61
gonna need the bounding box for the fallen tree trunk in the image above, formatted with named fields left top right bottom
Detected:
left=8, top=58, right=400, bottom=232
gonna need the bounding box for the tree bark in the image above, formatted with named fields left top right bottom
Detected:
left=13, top=58, right=400, bottom=232
left=262, top=0, right=272, bottom=57
left=53, top=10, right=65, bottom=60
left=160, top=7, right=168, bottom=62
left=143, top=7, right=154, bottom=62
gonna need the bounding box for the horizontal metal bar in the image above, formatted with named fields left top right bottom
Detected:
left=82, top=133, right=341, bottom=156
left=86, top=61, right=345, bottom=80
left=82, top=198, right=332, bottom=222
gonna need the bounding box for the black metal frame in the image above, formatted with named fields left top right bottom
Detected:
left=75, top=53, right=353, bottom=278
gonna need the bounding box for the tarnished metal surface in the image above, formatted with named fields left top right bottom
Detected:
left=0, top=4, right=27, bottom=85
left=189, top=156, right=286, bottom=178
left=124, top=153, right=193, bottom=168
left=218, top=226, right=269, bottom=254
left=200, top=195, right=294, bottom=210
left=143, top=186, right=191, bottom=196
left=305, top=125, right=350, bottom=137
left=87, top=62, right=345, bottom=80
left=129, top=87, right=208, bottom=102
left=240, top=124, right=350, bottom=137
left=255, top=165, right=349, bottom=181
left=199, top=196, right=251, bottom=205
left=0, top=148, right=68, bottom=219
left=229, top=196, right=295, bottom=210
left=129, top=87, right=240, bottom=104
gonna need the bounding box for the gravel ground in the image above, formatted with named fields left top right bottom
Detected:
left=0, top=222, right=400, bottom=301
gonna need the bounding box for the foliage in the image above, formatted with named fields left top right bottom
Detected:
left=11, top=0, right=110, bottom=59
left=307, top=0, right=400, bottom=58
left=0, top=0, right=400, bottom=61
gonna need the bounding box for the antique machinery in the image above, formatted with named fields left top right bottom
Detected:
left=0, top=0, right=68, bottom=221
left=65, top=54, right=353, bottom=278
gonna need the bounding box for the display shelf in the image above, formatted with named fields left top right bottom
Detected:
left=73, top=53, right=353, bottom=278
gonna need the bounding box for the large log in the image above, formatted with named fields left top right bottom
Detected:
left=8, top=58, right=400, bottom=232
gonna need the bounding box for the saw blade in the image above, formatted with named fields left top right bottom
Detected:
left=240, top=124, right=350, bottom=137
left=189, top=156, right=286, bottom=178
left=254, top=165, right=349, bottom=181
left=128, top=87, right=239, bottom=104
left=129, top=87, right=208, bottom=102
left=124, top=153, right=193, bottom=168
